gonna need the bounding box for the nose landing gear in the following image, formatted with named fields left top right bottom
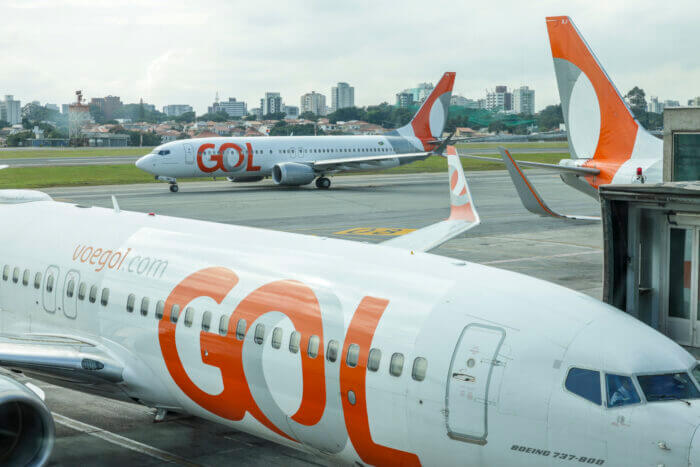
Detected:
left=156, top=176, right=179, bottom=193
left=169, top=184, right=179, bottom=193
left=315, top=177, right=331, bottom=189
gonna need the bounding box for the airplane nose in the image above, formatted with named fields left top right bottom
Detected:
left=135, top=155, right=149, bottom=171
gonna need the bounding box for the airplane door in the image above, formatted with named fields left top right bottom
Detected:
left=42, top=266, right=59, bottom=313
left=62, top=270, right=79, bottom=319
left=184, top=143, right=194, bottom=164
left=445, top=323, right=505, bottom=445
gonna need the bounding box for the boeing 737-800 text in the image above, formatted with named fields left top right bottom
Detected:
left=0, top=149, right=698, bottom=466
left=135, top=72, right=455, bottom=192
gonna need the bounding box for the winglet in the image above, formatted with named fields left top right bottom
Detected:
left=499, top=146, right=599, bottom=221
left=384, top=145, right=480, bottom=251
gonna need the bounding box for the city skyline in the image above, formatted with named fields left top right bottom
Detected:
left=2, top=1, right=700, bottom=115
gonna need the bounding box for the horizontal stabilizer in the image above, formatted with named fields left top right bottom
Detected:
left=459, top=153, right=599, bottom=175
left=499, top=147, right=599, bottom=221
left=385, top=146, right=480, bottom=251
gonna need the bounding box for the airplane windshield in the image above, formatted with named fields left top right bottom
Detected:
left=637, top=372, right=700, bottom=402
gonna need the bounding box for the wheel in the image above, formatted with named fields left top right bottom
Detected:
left=316, top=177, right=331, bottom=189
left=169, top=184, right=179, bottom=193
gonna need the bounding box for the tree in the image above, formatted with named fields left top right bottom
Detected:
left=327, top=106, right=367, bottom=123
left=244, top=114, right=258, bottom=121
left=269, top=122, right=320, bottom=136
left=196, top=111, right=229, bottom=122
left=89, top=103, right=106, bottom=124
left=626, top=86, right=647, bottom=117
left=299, top=111, right=317, bottom=121
left=536, top=104, right=563, bottom=131
left=6, top=131, right=34, bottom=147
left=262, top=112, right=286, bottom=121
left=488, top=121, right=507, bottom=133
left=174, top=111, right=195, bottom=123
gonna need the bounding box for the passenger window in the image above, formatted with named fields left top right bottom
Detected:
left=46, top=274, right=55, bottom=293
left=12, top=267, right=19, bottom=283
left=217, top=315, right=228, bottom=335
left=140, top=297, right=149, bottom=316
left=22, top=269, right=29, bottom=286
left=271, top=327, right=283, bottom=349
left=155, top=300, right=165, bottom=319
left=307, top=335, right=319, bottom=358
left=367, top=348, right=381, bottom=372
left=289, top=331, right=300, bottom=353
left=201, top=311, right=212, bottom=331
left=170, top=304, right=180, bottom=323
left=606, top=374, right=641, bottom=407
left=254, top=323, right=265, bottom=344
left=326, top=340, right=339, bottom=362
left=78, top=282, right=86, bottom=300
left=34, top=272, right=42, bottom=289
left=184, top=307, right=194, bottom=327
left=2, top=265, right=8, bottom=281
left=66, top=279, right=75, bottom=298
left=565, top=368, right=602, bottom=405
left=346, top=344, right=360, bottom=367
left=126, top=293, right=135, bottom=312
left=412, top=357, right=428, bottom=381
left=89, top=285, right=98, bottom=303
left=235, top=319, right=246, bottom=340
left=100, top=288, right=110, bottom=306
left=390, top=353, right=404, bottom=377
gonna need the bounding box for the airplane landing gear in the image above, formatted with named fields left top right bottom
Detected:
left=169, top=184, right=179, bottom=193
left=315, top=177, right=331, bottom=189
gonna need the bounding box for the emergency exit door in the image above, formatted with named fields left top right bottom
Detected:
left=184, top=143, right=194, bottom=164
left=667, top=226, right=700, bottom=347
left=445, top=324, right=505, bottom=445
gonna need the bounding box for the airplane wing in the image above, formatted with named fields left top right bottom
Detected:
left=459, top=153, right=600, bottom=175
left=385, top=146, right=480, bottom=252
left=498, top=147, right=600, bottom=221
left=311, top=152, right=429, bottom=171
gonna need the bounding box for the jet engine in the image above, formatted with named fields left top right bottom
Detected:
left=0, top=377, right=54, bottom=466
left=271, top=163, right=316, bottom=186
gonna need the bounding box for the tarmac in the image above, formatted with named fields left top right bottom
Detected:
left=28, top=169, right=601, bottom=466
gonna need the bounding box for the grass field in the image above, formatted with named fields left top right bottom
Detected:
left=0, top=147, right=153, bottom=159
left=0, top=153, right=568, bottom=189
left=455, top=141, right=567, bottom=149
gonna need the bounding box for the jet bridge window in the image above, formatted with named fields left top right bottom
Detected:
left=89, top=285, right=98, bottom=303
left=565, top=368, right=602, bottom=405
left=390, top=353, right=405, bottom=377
left=78, top=282, right=86, bottom=300
left=100, top=288, right=110, bottom=306
left=34, top=272, right=42, bottom=289
left=126, top=294, right=135, bottom=313
left=2, top=265, right=8, bottom=281
left=605, top=374, right=640, bottom=407
left=12, top=267, right=19, bottom=283
left=140, top=297, right=149, bottom=316
left=22, top=269, right=29, bottom=286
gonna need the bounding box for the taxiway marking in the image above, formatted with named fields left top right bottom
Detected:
left=334, top=227, right=416, bottom=236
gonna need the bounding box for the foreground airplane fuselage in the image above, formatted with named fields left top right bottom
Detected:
left=1, top=195, right=699, bottom=466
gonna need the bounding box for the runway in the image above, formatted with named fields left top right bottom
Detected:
left=0, top=146, right=568, bottom=167
left=33, top=169, right=601, bottom=465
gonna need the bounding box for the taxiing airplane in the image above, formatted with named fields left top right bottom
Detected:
left=463, top=16, right=663, bottom=219
left=0, top=147, right=699, bottom=466
left=135, top=72, right=456, bottom=192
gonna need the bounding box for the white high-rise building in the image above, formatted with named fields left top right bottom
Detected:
left=512, top=86, right=536, bottom=115
left=331, top=82, right=354, bottom=112
left=300, top=91, right=327, bottom=116
left=485, top=86, right=512, bottom=111
left=261, top=92, right=283, bottom=116
left=163, top=104, right=194, bottom=117
left=0, top=95, right=21, bottom=125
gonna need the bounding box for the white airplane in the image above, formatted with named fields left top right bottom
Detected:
left=0, top=147, right=699, bottom=466
left=463, top=16, right=663, bottom=219
left=135, top=72, right=456, bottom=192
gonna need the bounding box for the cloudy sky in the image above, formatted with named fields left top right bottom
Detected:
left=2, top=0, right=699, bottom=114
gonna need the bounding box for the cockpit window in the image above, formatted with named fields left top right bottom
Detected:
left=565, top=368, right=601, bottom=405
left=158, top=150, right=170, bottom=156
left=606, top=374, right=641, bottom=407
left=692, top=365, right=700, bottom=385
left=637, top=372, right=700, bottom=402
